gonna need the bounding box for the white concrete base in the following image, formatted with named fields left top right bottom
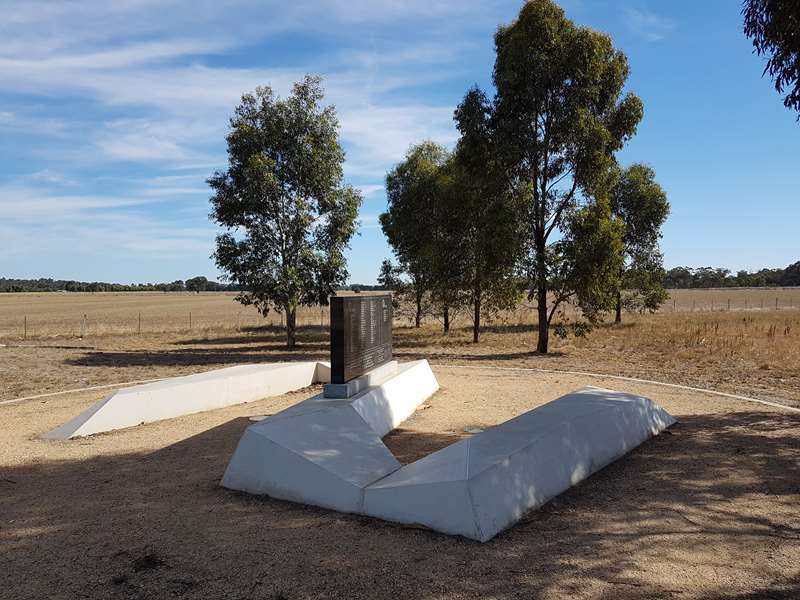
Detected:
left=221, top=360, right=439, bottom=511
left=323, top=360, right=398, bottom=398
left=362, top=387, right=676, bottom=541
left=223, top=382, right=675, bottom=542
left=45, top=361, right=330, bottom=439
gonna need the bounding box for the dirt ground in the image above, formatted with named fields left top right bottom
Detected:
left=1, top=366, right=799, bottom=600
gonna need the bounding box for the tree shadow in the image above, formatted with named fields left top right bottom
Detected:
left=3, top=409, right=798, bottom=599
left=174, top=325, right=330, bottom=347
left=64, top=348, right=329, bottom=368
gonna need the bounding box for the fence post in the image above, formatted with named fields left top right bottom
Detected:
left=24, top=315, right=27, bottom=340
left=727, top=299, right=730, bottom=311
left=760, top=299, right=764, bottom=310
left=189, top=312, right=192, bottom=330
left=776, top=297, right=779, bottom=310
left=673, top=299, right=676, bottom=312
left=138, top=312, right=142, bottom=335
left=692, top=299, right=695, bottom=312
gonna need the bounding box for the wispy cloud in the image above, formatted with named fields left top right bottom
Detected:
left=0, top=0, right=504, bottom=280
left=623, top=7, right=676, bottom=42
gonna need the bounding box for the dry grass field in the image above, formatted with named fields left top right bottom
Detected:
left=1, top=290, right=799, bottom=406
left=1, top=288, right=799, bottom=340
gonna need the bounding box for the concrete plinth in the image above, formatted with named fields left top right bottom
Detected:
left=323, top=360, right=398, bottom=399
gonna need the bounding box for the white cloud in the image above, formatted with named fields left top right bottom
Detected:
left=357, top=184, right=385, bottom=197
left=0, top=0, right=506, bottom=279
left=623, top=7, right=676, bottom=42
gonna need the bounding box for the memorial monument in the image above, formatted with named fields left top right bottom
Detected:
left=324, top=294, right=398, bottom=398
left=219, top=295, right=675, bottom=542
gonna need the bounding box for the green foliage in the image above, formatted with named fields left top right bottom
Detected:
left=0, top=278, right=242, bottom=293
left=743, top=0, right=800, bottom=115
left=209, top=75, right=361, bottom=348
left=491, top=0, right=642, bottom=352
left=663, top=263, right=800, bottom=288
left=185, top=276, right=208, bottom=293
left=610, top=164, right=670, bottom=320
left=448, top=87, right=526, bottom=342
left=545, top=200, right=625, bottom=337
left=381, top=141, right=450, bottom=328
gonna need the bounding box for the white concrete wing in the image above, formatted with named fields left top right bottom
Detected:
left=362, top=387, right=676, bottom=541
left=221, top=360, right=440, bottom=510
left=45, top=361, right=330, bottom=439
left=221, top=404, right=401, bottom=513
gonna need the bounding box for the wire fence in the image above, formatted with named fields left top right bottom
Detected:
left=2, top=288, right=799, bottom=341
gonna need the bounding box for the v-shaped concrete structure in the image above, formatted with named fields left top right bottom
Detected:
left=222, top=364, right=675, bottom=542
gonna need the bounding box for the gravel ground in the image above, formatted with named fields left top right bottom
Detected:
left=1, top=366, right=799, bottom=600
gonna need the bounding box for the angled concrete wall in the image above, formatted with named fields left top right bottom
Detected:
left=45, top=361, right=329, bottom=439
left=221, top=360, right=440, bottom=509
left=362, top=387, right=676, bottom=541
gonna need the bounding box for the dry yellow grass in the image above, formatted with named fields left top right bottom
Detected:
left=0, top=291, right=336, bottom=339
left=1, top=289, right=799, bottom=406
left=2, top=288, right=799, bottom=340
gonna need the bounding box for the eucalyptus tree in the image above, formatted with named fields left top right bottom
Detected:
left=609, top=164, right=670, bottom=323
left=449, top=87, right=525, bottom=343
left=380, top=141, right=450, bottom=328
left=743, top=0, right=800, bottom=116
left=209, top=76, right=361, bottom=349
left=492, top=0, right=643, bottom=353
left=545, top=199, right=625, bottom=338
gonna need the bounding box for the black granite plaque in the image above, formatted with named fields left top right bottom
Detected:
left=330, top=295, right=393, bottom=384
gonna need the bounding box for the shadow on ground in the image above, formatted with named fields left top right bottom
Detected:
left=2, top=410, right=798, bottom=599
left=62, top=324, right=565, bottom=370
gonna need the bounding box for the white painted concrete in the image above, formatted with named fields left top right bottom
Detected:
left=362, top=387, right=675, bottom=541
left=323, top=360, right=398, bottom=398
left=221, top=404, right=401, bottom=513
left=221, top=360, right=440, bottom=509
left=222, top=370, right=673, bottom=542
left=45, top=361, right=330, bottom=439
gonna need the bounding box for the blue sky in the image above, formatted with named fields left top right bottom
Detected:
left=1, top=0, right=798, bottom=284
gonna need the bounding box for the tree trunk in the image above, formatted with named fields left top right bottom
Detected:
left=615, top=290, right=622, bottom=324
left=473, top=288, right=481, bottom=343
left=443, top=305, right=450, bottom=334
left=285, top=305, right=297, bottom=349
left=415, top=290, right=422, bottom=328
left=536, top=250, right=549, bottom=353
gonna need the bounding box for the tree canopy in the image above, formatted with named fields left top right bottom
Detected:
left=743, top=0, right=800, bottom=116
left=380, top=141, right=450, bottom=328
left=610, top=164, right=670, bottom=322
left=492, top=0, right=643, bottom=352
left=448, top=87, right=525, bottom=342
left=209, top=75, right=361, bottom=348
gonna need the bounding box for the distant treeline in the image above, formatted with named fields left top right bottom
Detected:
left=0, top=277, right=387, bottom=294
left=664, top=262, right=800, bottom=288
left=0, top=276, right=243, bottom=293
